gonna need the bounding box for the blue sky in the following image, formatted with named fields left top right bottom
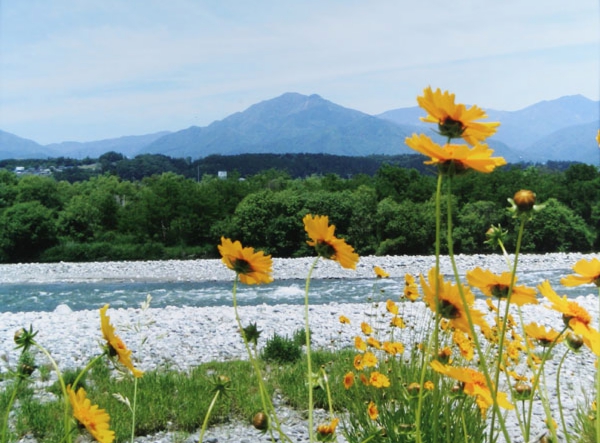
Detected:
left=0, top=0, right=598, bottom=144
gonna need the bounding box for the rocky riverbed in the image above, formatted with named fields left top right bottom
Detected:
left=1, top=253, right=598, bottom=443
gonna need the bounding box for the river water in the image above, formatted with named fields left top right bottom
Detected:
left=0, top=266, right=594, bottom=313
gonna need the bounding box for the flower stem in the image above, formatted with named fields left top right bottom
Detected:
left=304, top=256, right=320, bottom=443
left=556, top=348, right=571, bottom=443
left=0, top=379, right=20, bottom=443
left=198, top=390, right=220, bottom=443
left=130, top=377, right=138, bottom=443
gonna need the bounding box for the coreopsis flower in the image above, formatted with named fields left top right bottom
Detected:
left=355, top=336, right=367, bottom=351
left=316, top=417, right=339, bottom=441
left=303, top=214, right=359, bottom=269
left=361, top=351, right=378, bottom=368
left=339, top=315, right=351, bottom=324
left=343, top=371, right=355, bottom=389
left=430, top=361, right=514, bottom=416
left=420, top=268, right=489, bottom=336
left=524, top=322, right=563, bottom=347
left=466, top=268, right=538, bottom=306
left=367, top=337, right=382, bottom=350
left=354, top=354, right=365, bottom=370
left=374, top=266, right=389, bottom=278
left=416, top=86, right=500, bottom=144
left=404, top=273, right=420, bottom=301
left=386, top=299, right=399, bottom=315
left=405, top=134, right=506, bottom=174
left=453, top=330, right=474, bottom=361
left=424, top=380, right=435, bottom=391
left=218, top=237, right=273, bottom=285
left=361, top=322, right=373, bottom=335
left=508, top=190, right=545, bottom=218
left=100, top=305, right=143, bottom=378
left=560, top=257, right=600, bottom=287
left=389, top=316, right=404, bottom=329
left=382, top=341, right=404, bottom=355
left=597, top=129, right=600, bottom=146
left=437, top=346, right=453, bottom=364
left=369, top=372, right=391, bottom=388
left=367, top=401, right=379, bottom=420
left=67, top=386, right=115, bottom=443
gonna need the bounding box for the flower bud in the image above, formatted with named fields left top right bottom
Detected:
left=513, top=190, right=536, bottom=211
left=566, top=332, right=585, bottom=351
left=513, top=382, right=533, bottom=400
left=252, top=412, right=269, bottom=430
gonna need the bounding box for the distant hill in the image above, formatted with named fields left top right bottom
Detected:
left=141, top=93, right=416, bottom=158
left=0, top=92, right=598, bottom=164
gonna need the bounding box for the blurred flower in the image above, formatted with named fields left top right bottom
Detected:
left=316, top=417, right=339, bottom=441
left=560, top=257, right=600, bottom=287
left=14, top=325, right=37, bottom=351
left=361, top=322, right=373, bottom=335
left=343, top=372, right=355, bottom=389
left=390, top=316, right=406, bottom=328
left=218, top=237, right=273, bottom=285
left=405, top=134, right=506, bottom=174
left=362, top=352, right=378, bottom=368
left=404, top=274, right=420, bottom=301
left=355, top=336, right=367, bottom=351
left=466, top=268, right=538, bottom=306
left=374, top=266, right=389, bottom=278
left=538, top=281, right=591, bottom=329
left=565, top=332, right=585, bottom=351
left=339, top=315, right=351, bottom=324
left=430, top=361, right=514, bottom=416
left=100, top=304, right=143, bottom=378
left=67, top=386, right=115, bottom=443
left=453, top=330, right=474, bottom=361
left=353, top=354, right=364, bottom=370
left=303, top=214, right=359, bottom=269
left=416, top=86, right=500, bottom=144
left=367, top=401, right=379, bottom=420
left=382, top=341, right=404, bottom=355
left=386, top=299, right=399, bottom=315
left=424, top=381, right=435, bottom=391
left=484, top=224, right=508, bottom=249
left=437, top=346, right=453, bottom=364
left=524, top=322, right=563, bottom=347
left=369, top=372, right=390, bottom=388
left=420, top=268, right=489, bottom=337
left=367, top=337, right=382, bottom=350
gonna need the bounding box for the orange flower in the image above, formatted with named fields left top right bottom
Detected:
left=390, top=316, right=406, bottom=328
left=353, top=354, right=364, bottom=370
left=453, top=330, right=474, bottom=361
left=404, top=273, right=420, bottom=301
left=100, top=305, right=143, bottom=378
left=420, top=268, right=489, bottom=336
left=317, top=417, right=339, bottom=438
left=538, top=281, right=592, bottom=328
left=367, top=337, right=382, bottom=350
left=386, top=299, right=399, bottom=315
left=339, top=315, right=351, bottom=324
left=68, top=386, right=115, bottom=443
left=355, top=336, right=367, bottom=351
left=417, top=86, right=500, bottom=145
left=466, top=267, right=538, bottom=306
left=361, top=322, right=373, bottom=335
left=524, top=322, right=563, bottom=347
left=405, top=134, right=506, bottom=174
left=560, top=258, right=600, bottom=287
left=367, top=401, right=379, bottom=420
left=383, top=341, right=404, bottom=355
left=361, top=351, right=378, bottom=368
left=303, top=214, right=359, bottom=269
left=218, top=237, right=273, bottom=285
left=374, top=266, right=389, bottom=278
left=369, top=371, right=391, bottom=388
left=431, top=361, right=514, bottom=416
left=343, top=372, right=355, bottom=389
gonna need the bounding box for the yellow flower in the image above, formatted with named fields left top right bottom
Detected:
left=367, top=337, right=382, bottom=350
left=355, top=336, right=367, bottom=351
left=404, top=273, right=420, bottom=301
left=67, top=386, right=115, bottom=443
left=385, top=299, right=399, bottom=315
left=361, top=322, right=373, bottom=335
left=417, top=86, right=500, bottom=144
left=303, top=214, right=359, bottom=269
left=524, top=322, right=563, bottom=347
left=343, top=372, right=355, bottom=389
left=339, top=315, right=351, bottom=324
left=317, top=417, right=339, bottom=440
left=383, top=341, right=404, bottom=355
left=466, top=267, right=538, bottom=306
left=369, top=371, right=390, bottom=388
left=218, top=237, right=273, bottom=285
left=353, top=354, right=364, bottom=370
left=390, top=315, right=406, bottom=328
left=361, top=351, right=378, bottom=368
left=452, top=330, right=474, bottom=361
left=100, top=305, right=143, bottom=378
left=597, top=129, right=600, bottom=146
left=374, top=266, right=389, bottom=278
left=430, top=361, right=514, bottom=416
left=420, top=268, right=489, bottom=336
left=424, top=380, right=435, bottom=391
left=561, top=257, right=600, bottom=287
left=538, top=281, right=591, bottom=328
left=367, top=401, right=379, bottom=420
left=405, top=134, right=506, bottom=174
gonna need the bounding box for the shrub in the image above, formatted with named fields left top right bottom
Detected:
left=261, top=332, right=302, bottom=364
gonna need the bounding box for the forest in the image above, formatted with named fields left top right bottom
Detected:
left=0, top=153, right=597, bottom=263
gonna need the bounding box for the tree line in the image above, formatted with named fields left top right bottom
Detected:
left=0, top=157, right=597, bottom=263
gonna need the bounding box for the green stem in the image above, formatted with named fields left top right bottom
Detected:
left=0, top=379, right=21, bottom=443
left=198, top=390, right=220, bottom=443
left=304, top=257, right=320, bottom=443
left=556, top=348, right=571, bottom=443
left=596, top=286, right=600, bottom=443
left=33, top=341, right=71, bottom=443
left=71, top=353, right=105, bottom=391
left=130, top=377, right=138, bottom=443
left=444, top=176, right=511, bottom=443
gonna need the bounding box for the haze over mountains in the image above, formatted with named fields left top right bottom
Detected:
left=1, top=93, right=598, bottom=164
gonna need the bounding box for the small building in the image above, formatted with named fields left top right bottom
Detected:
left=218, top=171, right=227, bottom=179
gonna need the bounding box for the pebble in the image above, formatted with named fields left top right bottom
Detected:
left=0, top=253, right=597, bottom=443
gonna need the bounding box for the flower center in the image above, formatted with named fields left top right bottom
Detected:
left=439, top=117, right=465, bottom=139
left=315, top=241, right=336, bottom=260
left=232, top=258, right=253, bottom=275
left=491, top=285, right=509, bottom=299
left=438, top=300, right=461, bottom=319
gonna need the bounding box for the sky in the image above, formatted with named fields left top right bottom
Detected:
left=0, top=1, right=598, bottom=145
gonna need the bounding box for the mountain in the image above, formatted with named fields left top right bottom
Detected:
left=45, top=132, right=171, bottom=159
left=0, top=92, right=597, bottom=163
left=0, top=130, right=55, bottom=159
left=141, top=93, right=416, bottom=157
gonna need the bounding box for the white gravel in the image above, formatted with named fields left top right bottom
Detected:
left=1, top=253, right=598, bottom=443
